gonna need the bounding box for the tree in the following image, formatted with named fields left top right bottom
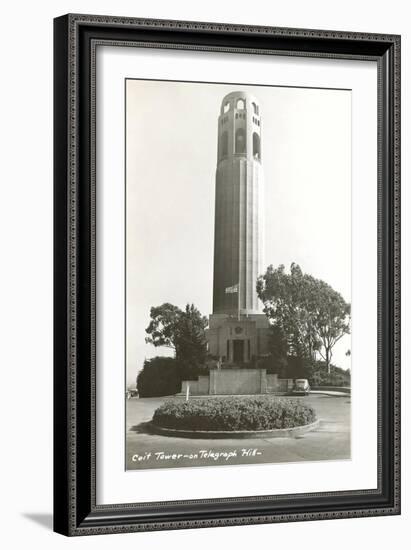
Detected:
left=311, top=279, right=351, bottom=373
left=136, top=357, right=181, bottom=397
left=174, top=303, right=208, bottom=371
left=268, top=325, right=289, bottom=375
left=256, top=263, right=319, bottom=362
left=257, top=263, right=350, bottom=373
left=144, top=303, right=181, bottom=351
left=145, top=302, right=208, bottom=367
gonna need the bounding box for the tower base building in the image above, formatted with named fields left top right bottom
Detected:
left=207, top=313, right=270, bottom=365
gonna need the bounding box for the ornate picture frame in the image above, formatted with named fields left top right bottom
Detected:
left=53, top=14, right=400, bottom=536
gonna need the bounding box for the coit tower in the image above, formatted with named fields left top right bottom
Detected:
left=207, top=91, right=269, bottom=365
left=213, top=91, right=264, bottom=315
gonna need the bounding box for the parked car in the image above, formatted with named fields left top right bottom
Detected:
left=126, top=388, right=139, bottom=399
left=292, top=379, right=310, bottom=395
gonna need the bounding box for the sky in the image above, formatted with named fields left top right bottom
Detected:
left=125, top=79, right=351, bottom=385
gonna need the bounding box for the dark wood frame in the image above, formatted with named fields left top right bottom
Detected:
left=53, top=13, right=401, bottom=536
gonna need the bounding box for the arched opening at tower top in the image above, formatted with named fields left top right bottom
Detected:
left=236, top=99, right=245, bottom=110
left=253, top=132, right=261, bottom=160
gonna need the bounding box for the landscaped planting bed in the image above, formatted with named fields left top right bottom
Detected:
left=151, top=396, right=317, bottom=432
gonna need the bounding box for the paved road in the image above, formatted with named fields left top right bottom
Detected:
left=126, top=394, right=351, bottom=470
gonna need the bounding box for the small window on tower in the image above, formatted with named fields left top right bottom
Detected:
left=236, top=99, right=245, bottom=110
left=223, top=101, right=230, bottom=113
left=235, top=128, right=246, bottom=154
left=253, top=132, right=261, bottom=160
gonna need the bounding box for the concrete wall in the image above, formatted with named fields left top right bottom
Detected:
left=266, top=373, right=278, bottom=392
left=198, top=376, right=210, bottom=394
left=209, top=368, right=266, bottom=395
left=180, top=369, right=294, bottom=396
left=181, top=376, right=210, bottom=396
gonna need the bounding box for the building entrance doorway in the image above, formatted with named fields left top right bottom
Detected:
left=233, top=340, right=244, bottom=363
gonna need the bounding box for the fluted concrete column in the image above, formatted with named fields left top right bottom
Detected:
left=213, top=91, right=264, bottom=316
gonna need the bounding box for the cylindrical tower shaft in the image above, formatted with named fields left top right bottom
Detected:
left=212, top=91, right=264, bottom=315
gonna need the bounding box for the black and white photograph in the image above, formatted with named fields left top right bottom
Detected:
left=125, top=79, right=352, bottom=471
left=0, top=0, right=405, bottom=543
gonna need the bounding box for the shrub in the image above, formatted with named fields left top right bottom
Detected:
left=152, top=396, right=316, bottom=431
left=306, top=361, right=351, bottom=387
left=137, top=357, right=181, bottom=398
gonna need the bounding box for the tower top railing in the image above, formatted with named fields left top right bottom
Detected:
left=220, top=91, right=261, bottom=116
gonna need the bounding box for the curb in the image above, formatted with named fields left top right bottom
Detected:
left=310, top=390, right=350, bottom=397
left=147, top=419, right=320, bottom=439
